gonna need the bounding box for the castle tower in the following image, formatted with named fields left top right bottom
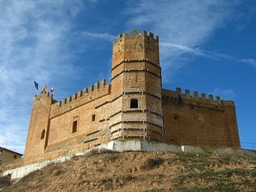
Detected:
left=23, top=92, right=53, bottom=164
left=110, top=30, right=164, bottom=142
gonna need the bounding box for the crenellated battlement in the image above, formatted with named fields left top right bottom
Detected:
left=114, top=30, right=159, bottom=44
left=173, top=87, right=221, bottom=102
left=50, top=79, right=111, bottom=117
left=37, top=90, right=51, bottom=97
left=22, top=30, right=240, bottom=167
left=162, top=87, right=236, bottom=112
left=162, top=88, right=222, bottom=102
left=33, top=91, right=55, bottom=104
left=161, top=87, right=232, bottom=111
left=112, top=29, right=160, bottom=68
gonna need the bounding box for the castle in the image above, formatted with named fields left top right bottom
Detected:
left=23, top=30, right=240, bottom=164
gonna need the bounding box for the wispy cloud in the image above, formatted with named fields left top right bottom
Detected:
left=242, top=58, right=256, bottom=67
left=1, top=0, right=254, bottom=153
left=82, top=31, right=116, bottom=41
left=81, top=31, right=256, bottom=69
left=160, top=43, right=207, bottom=57
left=0, top=0, right=83, bottom=153
left=126, top=1, right=240, bottom=66
left=161, top=42, right=256, bottom=68
left=123, top=0, right=246, bottom=85
left=127, top=1, right=238, bottom=42
left=211, top=88, right=236, bottom=100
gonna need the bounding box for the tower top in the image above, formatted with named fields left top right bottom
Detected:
left=114, top=30, right=159, bottom=44
left=112, top=30, right=160, bottom=67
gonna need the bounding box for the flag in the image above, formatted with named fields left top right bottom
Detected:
left=34, top=81, right=39, bottom=90
left=51, top=87, right=54, bottom=94
left=178, top=94, right=183, bottom=106
left=43, top=85, right=47, bottom=92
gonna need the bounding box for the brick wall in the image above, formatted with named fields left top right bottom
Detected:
left=110, top=30, right=164, bottom=142
left=22, top=30, right=240, bottom=165
left=162, top=88, right=240, bottom=148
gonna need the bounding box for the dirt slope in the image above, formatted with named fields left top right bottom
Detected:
left=2, top=150, right=256, bottom=192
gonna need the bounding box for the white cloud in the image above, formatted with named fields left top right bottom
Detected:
left=0, top=0, right=83, bottom=153
left=211, top=88, right=236, bottom=100
left=126, top=1, right=240, bottom=70
left=127, top=1, right=237, bottom=44
left=242, top=58, right=256, bottom=67
left=160, top=43, right=207, bottom=57
left=1, top=0, right=254, bottom=154
left=82, top=31, right=116, bottom=41
left=161, top=42, right=256, bottom=68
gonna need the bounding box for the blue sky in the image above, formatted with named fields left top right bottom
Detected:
left=0, top=0, right=256, bottom=154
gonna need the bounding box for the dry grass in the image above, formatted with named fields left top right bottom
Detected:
left=1, top=151, right=256, bottom=192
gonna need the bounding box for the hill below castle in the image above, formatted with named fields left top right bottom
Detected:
left=1, top=150, right=256, bottom=191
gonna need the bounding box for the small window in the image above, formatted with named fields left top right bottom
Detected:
left=14, top=155, right=17, bottom=158
left=72, top=121, right=77, bottom=133
left=41, top=129, right=45, bottom=139
left=92, top=115, right=96, bottom=121
left=130, top=99, right=138, bottom=108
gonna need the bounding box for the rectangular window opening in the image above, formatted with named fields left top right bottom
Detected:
left=130, top=99, right=138, bottom=108
left=41, top=129, right=45, bottom=139
left=72, top=121, right=77, bottom=133
left=92, top=114, right=96, bottom=121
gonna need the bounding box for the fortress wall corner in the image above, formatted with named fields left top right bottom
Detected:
left=162, top=88, right=239, bottom=148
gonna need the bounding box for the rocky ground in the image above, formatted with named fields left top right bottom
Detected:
left=1, top=149, right=256, bottom=192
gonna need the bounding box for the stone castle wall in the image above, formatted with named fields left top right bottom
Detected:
left=110, top=30, right=164, bottom=143
left=162, top=88, right=240, bottom=147
left=23, top=80, right=112, bottom=164
left=22, top=30, right=240, bottom=165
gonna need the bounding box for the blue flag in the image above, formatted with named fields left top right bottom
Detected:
left=34, top=81, right=39, bottom=90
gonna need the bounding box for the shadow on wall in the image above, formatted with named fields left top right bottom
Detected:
left=0, top=173, right=11, bottom=187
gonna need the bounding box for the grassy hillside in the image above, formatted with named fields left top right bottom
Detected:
left=1, top=150, right=256, bottom=191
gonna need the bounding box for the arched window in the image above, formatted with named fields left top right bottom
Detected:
left=130, top=99, right=138, bottom=108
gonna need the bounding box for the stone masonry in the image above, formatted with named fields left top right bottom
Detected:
left=23, top=30, right=240, bottom=165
